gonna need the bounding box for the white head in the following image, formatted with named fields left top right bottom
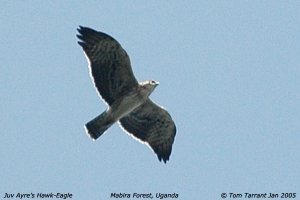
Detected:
left=140, top=80, right=159, bottom=96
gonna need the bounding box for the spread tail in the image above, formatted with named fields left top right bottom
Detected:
left=85, top=111, right=115, bottom=140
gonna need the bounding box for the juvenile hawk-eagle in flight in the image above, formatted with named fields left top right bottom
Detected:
left=77, top=26, right=176, bottom=163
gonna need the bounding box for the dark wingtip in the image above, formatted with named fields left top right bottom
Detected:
left=76, top=26, right=95, bottom=49
left=77, top=26, right=98, bottom=35
left=77, top=25, right=84, bottom=35
left=76, top=26, right=84, bottom=42
left=158, top=154, right=169, bottom=164
left=77, top=25, right=88, bottom=32
left=76, top=26, right=117, bottom=47
left=77, top=41, right=85, bottom=48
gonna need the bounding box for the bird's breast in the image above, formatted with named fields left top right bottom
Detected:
left=108, top=91, right=148, bottom=120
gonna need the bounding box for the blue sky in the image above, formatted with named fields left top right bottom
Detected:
left=1, top=1, right=299, bottom=199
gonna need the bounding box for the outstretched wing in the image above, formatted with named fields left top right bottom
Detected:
left=77, top=26, right=138, bottom=106
left=119, top=100, right=176, bottom=163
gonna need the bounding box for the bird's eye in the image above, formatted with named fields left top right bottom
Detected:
left=151, top=80, right=155, bottom=84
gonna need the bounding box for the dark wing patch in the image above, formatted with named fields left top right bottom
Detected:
left=77, top=26, right=138, bottom=105
left=119, top=100, right=176, bottom=163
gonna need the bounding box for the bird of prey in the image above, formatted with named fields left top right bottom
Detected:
left=77, top=26, right=176, bottom=163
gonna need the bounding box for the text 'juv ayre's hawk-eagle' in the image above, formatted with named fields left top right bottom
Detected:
left=77, top=26, right=176, bottom=163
